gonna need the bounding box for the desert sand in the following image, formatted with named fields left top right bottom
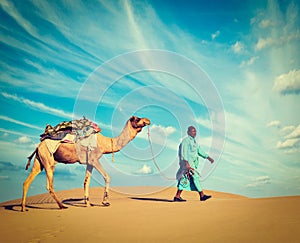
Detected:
left=0, top=187, right=299, bottom=242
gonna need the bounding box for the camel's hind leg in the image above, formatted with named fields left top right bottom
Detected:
left=83, top=164, right=93, bottom=206
left=36, top=141, right=67, bottom=210
left=21, top=158, right=42, bottom=212
left=93, top=161, right=111, bottom=206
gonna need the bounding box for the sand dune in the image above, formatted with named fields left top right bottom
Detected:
left=0, top=187, right=299, bottom=242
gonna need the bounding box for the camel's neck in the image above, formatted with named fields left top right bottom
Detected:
left=96, top=121, right=138, bottom=154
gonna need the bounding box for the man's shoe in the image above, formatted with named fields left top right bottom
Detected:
left=200, top=195, right=212, bottom=201
left=173, top=197, right=186, bottom=202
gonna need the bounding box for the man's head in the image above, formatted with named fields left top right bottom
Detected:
left=187, top=126, right=197, bottom=138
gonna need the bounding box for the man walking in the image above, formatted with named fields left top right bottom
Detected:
left=174, top=126, right=214, bottom=202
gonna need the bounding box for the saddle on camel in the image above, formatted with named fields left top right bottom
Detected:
left=40, top=117, right=101, bottom=142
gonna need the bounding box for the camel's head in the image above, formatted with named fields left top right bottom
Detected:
left=129, top=116, right=151, bottom=133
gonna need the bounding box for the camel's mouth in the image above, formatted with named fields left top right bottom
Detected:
left=136, top=118, right=150, bottom=127
left=141, top=118, right=151, bottom=126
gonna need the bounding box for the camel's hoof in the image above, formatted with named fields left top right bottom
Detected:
left=59, top=205, right=68, bottom=210
left=102, top=202, right=110, bottom=207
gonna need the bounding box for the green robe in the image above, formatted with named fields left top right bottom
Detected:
left=176, top=135, right=208, bottom=191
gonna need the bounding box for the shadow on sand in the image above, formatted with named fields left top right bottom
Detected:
left=62, top=198, right=104, bottom=207
left=1, top=197, right=174, bottom=212
left=130, top=197, right=174, bottom=202
left=1, top=198, right=106, bottom=212
left=2, top=204, right=64, bottom=212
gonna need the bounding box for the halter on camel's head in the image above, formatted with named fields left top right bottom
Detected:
left=129, top=116, right=151, bottom=132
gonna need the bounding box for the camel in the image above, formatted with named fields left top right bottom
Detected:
left=21, top=116, right=150, bottom=211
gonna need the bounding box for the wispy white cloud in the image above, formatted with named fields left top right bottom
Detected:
left=0, top=1, right=97, bottom=99
left=138, top=124, right=178, bottom=151
left=0, top=0, right=38, bottom=38
left=255, top=37, right=274, bottom=51
left=150, top=124, right=176, bottom=137
left=0, top=128, right=36, bottom=138
left=252, top=1, right=300, bottom=52
left=211, top=30, right=220, bottom=40
left=281, top=125, right=296, bottom=134
left=282, top=148, right=299, bottom=154
left=245, top=175, right=271, bottom=188
left=267, top=120, right=281, bottom=128
left=124, top=0, right=147, bottom=50
left=0, top=140, right=37, bottom=162
left=285, top=125, right=300, bottom=139
left=224, top=109, right=266, bottom=150
left=0, top=115, right=42, bottom=130
left=135, top=164, right=152, bottom=175
left=232, top=41, right=244, bottom=54
left=276, top=138, right=300, bottom=149
left=0, top=132, right=9, bottom=138
left=0, top=92, right=113, bottom=132
left=1, top=92, right=76, bottom=119
left=273, top=69, right=300, bottom=95
left=240, top=56, right=259, bottom=67
left=0, top=175, right=9, bottom=180
left=15, top=136, right=32, bottom=144
left=259, top=19, right=272, bottom=28
left=194, top=116, right=212, bottom=131
left=267, top=121, right=300, bottom=154
left=218, top=111, right=275, bottom=175
left=0, top=50, right=85, bottom=100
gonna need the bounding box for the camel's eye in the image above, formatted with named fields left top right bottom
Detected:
left=130, top=116, right=140, bottom=123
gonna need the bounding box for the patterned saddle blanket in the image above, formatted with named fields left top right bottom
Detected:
left=40, top=117, right=101, bottom=142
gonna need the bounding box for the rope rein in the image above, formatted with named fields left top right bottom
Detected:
left=147, top=126, right=202, bottom=180
left=109, top=126, right=200, bottom=180
left=147, top=126, right=176, bottom=181
left=111, top=138, right=114, bottom=162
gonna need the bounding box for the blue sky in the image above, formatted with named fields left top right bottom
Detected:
left=0, top=0, right=300, bottom=202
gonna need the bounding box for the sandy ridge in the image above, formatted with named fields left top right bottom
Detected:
left=0, top=187, right=299, bottom=243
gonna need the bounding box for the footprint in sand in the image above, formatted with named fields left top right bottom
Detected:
left=28, top=228, right=63, bottom=243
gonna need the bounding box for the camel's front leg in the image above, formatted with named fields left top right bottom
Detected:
left=84, top=164, right=93, bottom=207
left=93, top=161, right=111, bottom=206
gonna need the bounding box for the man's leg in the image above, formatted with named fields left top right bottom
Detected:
left=191, top=174, right=212, bottom=201
left=174, top=189, right=186, bottom=202
left=175, top=189, right=182, bottom=198
left=198, top=191, right=211, bottom=201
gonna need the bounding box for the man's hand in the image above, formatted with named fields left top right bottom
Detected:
left=184, top=160, right=193, bottom=171
left=207, top=156, right=214, bottom=163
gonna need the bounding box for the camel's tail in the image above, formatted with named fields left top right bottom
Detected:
left=26, top=148, right=38, bottom=170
